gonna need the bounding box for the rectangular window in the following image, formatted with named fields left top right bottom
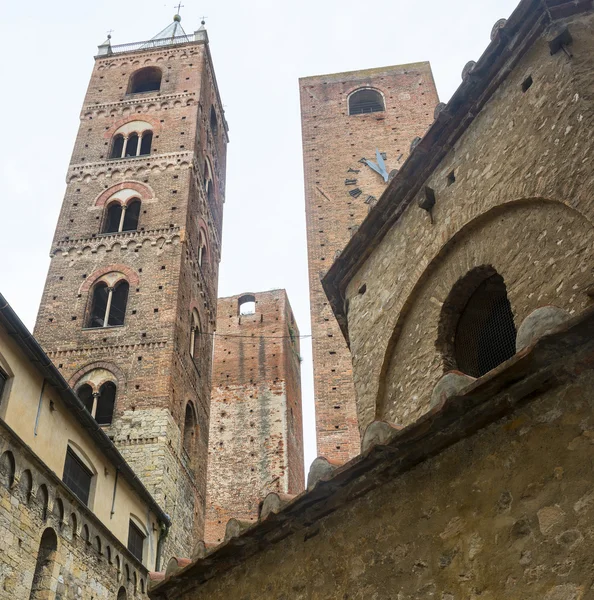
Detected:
left=127, top=520, right=145, bottom=562
left=63, top=447, right=92, bottom=506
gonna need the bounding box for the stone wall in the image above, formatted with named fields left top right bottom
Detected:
left=149, top=313, right=594, bottom=599
left=300, top=63, right=439, bottom=462
left=343, top=11, right=594, bottom=433
left=0, top=422, right=147, bottom=600
left=204, top=291, right=304, bottom=543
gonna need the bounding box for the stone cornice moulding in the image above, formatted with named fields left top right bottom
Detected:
left=82, top=92, right=197, bottom=115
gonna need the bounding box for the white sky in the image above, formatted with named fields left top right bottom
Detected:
left=0, top=0, right=520, bottom=473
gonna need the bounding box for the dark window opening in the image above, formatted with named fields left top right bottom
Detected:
left=87, top=282, right=109, bottom=328
left=128, top=67, right=162, bottom=94
left=0, top=368, right=6, bottom=401
left=238, top=294, right=256, bottom=315
left=455, top=273, right=517, bottom=377
left=0, top=451, right=15, bottom=488
left=125, top=133, right=139, bottom=157
left=77, top=384, right=94, bottom=413
left=122, top=200, right=141, bottom=231
left=110, top=135, right=125, bottom=159
left=139, top=131, right=153, bottom=155
left=522, top=75, right=533, bottom=92
left=210, top=106, right=218, bottom=138
left=96, top=381, right=116, bottom=425
left=183, top=403, right=196, bottom=456
left=108, top=281, right=129, bottom=326
left=349, top=89, right=385, bottom=115
left=127, top=521, right=145, bottom=562
left=104, top=203, right=123, bottom=233
left=63, top=448, right=92, bottom=506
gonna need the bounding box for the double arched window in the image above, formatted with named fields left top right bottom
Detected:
left=87, top=279, right=129, bottom=328
left=348, top=88, right=385, bottom=115
left=77, top=381, right=116, bottom=425
left=110, top=121, right=153, bottom=159
left=103, top=199, right=141, bottom=234
left=128, top=67, right=162, bottom=94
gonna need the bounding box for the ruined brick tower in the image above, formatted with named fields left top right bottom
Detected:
left=205, top=290, right=304, bottom=543
left=300, top=64, right=439, bottom=462
left=33, top=17, right=227, bottom=559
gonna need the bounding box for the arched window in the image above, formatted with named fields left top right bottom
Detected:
left=122, top=199, right=141, bottom=231
left=348, top=88, right=385, bottom=115
left=95, top=381, right=116, bottom=425
left=29, top=528, right=58, bottom=600
left=53, top=498, right=64, bottom=523
left=77, top=383, right=94, bottom=413
left=0, top=450, right=15, bottom=488
left=454, top=273, right=516, bottom=376
left=204, top=158, right=215, bottom=205
left=238, top=294, right=256, bottom=316
left=104, top=202, right=123, bottom=234
left=210, top=106, right=218, bottom=138
left=117, top=587, right=126, bottom=600
left=197, top=229, right=207, bottom=268
left=19, top=469, right=33, bottom=503
left=125, top=133, right=139, bottom=157
left=87, top=280, right=129, bottom=328
left=183, top=402, right=197, bottom=456
left=36, top=484, right=49, bottom=521
left=189, top=309, right=201, bottom=361
left=128, top=67, right=162, bottom=94
left=139, top=131, right=153, bottom=155
left=110, top=135, right=125, bottom=159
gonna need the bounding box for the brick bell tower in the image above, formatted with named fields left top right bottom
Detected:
left=300, top=64, right=439, bottom=462
left=33, top=16, right=228, bottom=559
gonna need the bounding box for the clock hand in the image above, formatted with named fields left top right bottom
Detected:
left=364, top=158, right=384, bottom=178
left=375, top=148, right=389, bottom=182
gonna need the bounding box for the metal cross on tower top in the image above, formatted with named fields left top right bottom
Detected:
left=174, top=2, right=184, bottom=14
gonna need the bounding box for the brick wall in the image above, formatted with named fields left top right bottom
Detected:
left=299, top=63, right=439, bottom=462
left=33, top=36, right=228, bottom=561
left=204, top=290, right=304, bottom=543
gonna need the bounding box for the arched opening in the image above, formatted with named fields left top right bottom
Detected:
left=0, top=450, right=16, bottom=488
left=238, top=294, right=256, bottom=316
left=128, top=67, right=162, bottom=94
left=53, top=498, right=64, bottom=524
left=139, top=131, right=153, bottom=155
left=183, top=402, right=197, bottom=456
left=110, top=135, right=125, bottom=159
left=124, top=133, right=139, bottom=157
left=189, top=309, right=201, bottom=361
left=439, top=267, right=517, bottom=378
left=348, top=88, right=385, bottom=115
left=19, top=469, right=33, bottom=502
left=117, top=586, right=126, bottom=600
left=87, top=280, right=129, bottom=328
left=122, top=199, right=141, bottom=231
left=69, top=512, right=78, bottom=537
left=210, top=106, right=218, bottom=137
left=28, top=528, right=58, bottom=600
left=104, top=203, right=123, bottom=234
left=77, top=384, right=94, bottom=413
left=197, top=229, right=207, bottom=268
left=36, top=484, right=48, bottom=520
left=82, top=524, right=90, bottom=544
left=95, top=381, right=116, bottom=425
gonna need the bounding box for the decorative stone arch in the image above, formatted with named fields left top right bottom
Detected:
left=372, top=198, right=594, bottom=428
left=69, top=361, right=126, bottom=392
left=80, top=265, right=140, bottom=294
left=104, top=114, right=162, bottom=140
left=94, top=181, right=154, bottom=208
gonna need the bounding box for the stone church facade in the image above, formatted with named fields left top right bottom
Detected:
left=149, top=0, right=594, bottom=598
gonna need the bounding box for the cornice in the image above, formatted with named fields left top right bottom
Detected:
left=82, top=92, right=196, bottom=115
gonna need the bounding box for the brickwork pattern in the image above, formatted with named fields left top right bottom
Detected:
left=33, top=37, right=228, bottom=561
left=205, top=291, right=304, bottom=543
left=342, top=14, right=594, bottom=433
left=300, top=64, right=439, bottom=462
left=0, top=424, right=147, bottom=600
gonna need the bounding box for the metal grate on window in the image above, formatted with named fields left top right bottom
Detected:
left=349, top=89, right=385, bottom=115
left=0, top=369, right=7, bottom=400
left=454, top=273, right=517, bottom=377
left=127, top=521, right=145, bottom=562
left=63, top=448, right=93, bottom=506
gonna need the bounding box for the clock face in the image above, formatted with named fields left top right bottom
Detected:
left=344, top=149, right=398, bottom=207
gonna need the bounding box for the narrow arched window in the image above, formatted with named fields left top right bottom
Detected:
left=454, top=272, right=516, bottom=377
left=87, top=280, right=129, bottom=328
left=104, top=203, right=123, bottom=234
left=36, top=484, right=49, bottom=520
left=189, top=309, right=201, bottom=361
left=29, top=528, right=58, bottom=600
left=95, top=381, right=116, bottom=425
left=0, top=450, right=15, bottom=488
left=110, top=135, right=125, bottom=159
left=348, top=88, right=385, bottom=115
left=125, top=133, right=139, bottom=157
left=117, top=587, right=127, bottom=600
left=183, top=402, right=197, bottom=460
left=197, top=230, right=207, bottom=268
left=128, top=67, right=162, bottom=94
left=139, top=131, right=153, bottom=155
left=238, top=294, right=256, bottom=316
left=77, top=384, right=94, bottom=413
left=210, top=106, right=218, bottom=138
left=122, top=199, right=141, bottom=231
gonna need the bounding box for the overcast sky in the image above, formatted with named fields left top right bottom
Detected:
left=0, top=0, right=520, bottom=472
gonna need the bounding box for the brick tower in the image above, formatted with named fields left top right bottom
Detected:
left=33, top=17, right=227, bottom=559
left=300, top=64, right=439, bottom=462
left=205, top=290, right=304, bottom=543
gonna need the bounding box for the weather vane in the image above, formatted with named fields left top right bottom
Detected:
left=106, top=29, right=114, bottom=39
left=174, top=2, right=184, bottom=14
left=200, top=15, right=208, bottom=25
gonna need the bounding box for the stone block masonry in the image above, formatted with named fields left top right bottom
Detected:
left=300, top=63, right=439, bottom=463
left=204, top=290, right=304, bottom=543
